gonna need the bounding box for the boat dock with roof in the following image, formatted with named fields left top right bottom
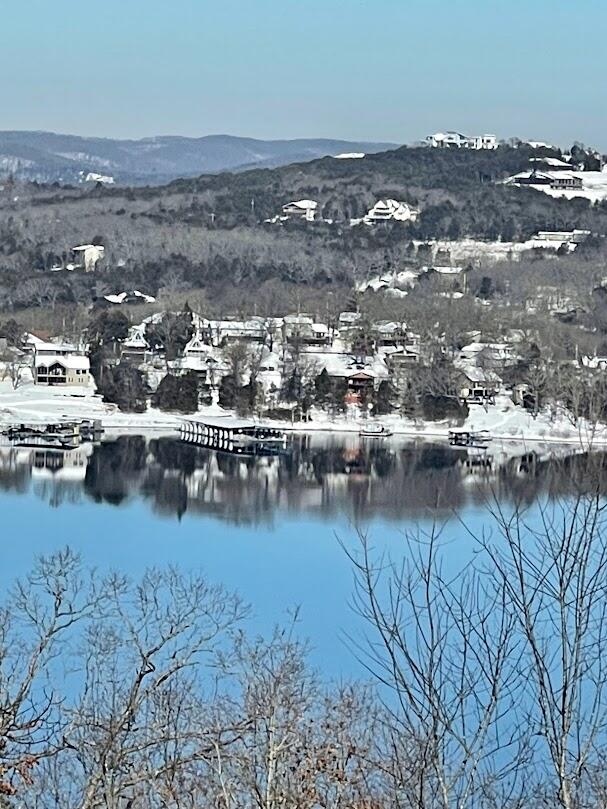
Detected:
left=180, top=417, right=287, bottom=455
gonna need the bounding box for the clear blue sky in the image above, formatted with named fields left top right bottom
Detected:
left=2, top=0, right=606, bottom=148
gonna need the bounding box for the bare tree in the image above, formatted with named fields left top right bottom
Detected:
left=1, top=354, right=28, bottom=389
left=482, top=494, right=607, bottom=809
left=346, top=525, right=527, bottom=809
left=52, top=568, right=246, bottom=809
left=0, top=550, right=102, bottom=799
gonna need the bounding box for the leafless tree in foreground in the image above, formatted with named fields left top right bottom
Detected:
left=348, top=487, right=607, bottom=809
left=480, top=493, right=607, bottom=809
left=203, top=622, right=379, bottom=809
left=0, top=549, right=102, bottom=798
left=346, top=525, right=528, bottom=809
left=59, top=568, right=247, bottom=809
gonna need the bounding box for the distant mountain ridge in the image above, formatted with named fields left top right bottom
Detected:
left=0, top=131, right=398, bottom=185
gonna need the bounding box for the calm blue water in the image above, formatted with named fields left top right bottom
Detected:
left=0, top=434, right=591, bottom=677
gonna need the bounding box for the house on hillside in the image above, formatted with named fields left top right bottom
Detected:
left=364, top=199, right=419, bottom=224
left=421, top=265, right=469, bottom=293
left=373, top=321, right=407, bottom=348
left=102, top=290, right=156, bottom=306
left=121, top=326, right=154, bottom=363
left=456, top=367, right=501, bottom=404
left=505, top=170, right=583, bottom=191
left=321, top=354, right=389, bottom=404
left=33, top=342, right=91, bottom=386
left=426, top=132, right=497, bottom=150
left=183, top=332, right=212, bottom=359
left=212, top=318, right=267, bottom=347
left=386, top=346, right=420, bottom=388
left=459, top=342, right=517, bottom=371
left=281, top=199, right=317, bottom=222
left=550, top=174, right=583, bottom=190
left=535, top=230, right=590, bottom=244
left=529, top=157, right=572, bottom=171
left=283, top=315, right=331, bottom=346
left=72, top=244, right=105, bottom=272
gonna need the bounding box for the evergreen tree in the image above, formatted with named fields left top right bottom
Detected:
left=314, top=368, right=332, bottom=405
left=219, top=374, right=239, bottom=409
left=153, top=372, right=199, bottom=413
left=373, top=380, right=394, bottom=415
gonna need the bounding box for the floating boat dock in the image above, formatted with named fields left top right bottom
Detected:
left=2, top=420, right=104, bottom=450
left=448, top=429, right=491, bottom=448
left=180, top=417, right=287, bottom=456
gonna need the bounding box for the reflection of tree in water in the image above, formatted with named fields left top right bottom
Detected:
left=147, top=438, right=199, bottom=476
left=0, top=452, right=30, bottom=494
left=4, top=434, right=607, bottom=526
left=84, top=436, right=147, bottom=506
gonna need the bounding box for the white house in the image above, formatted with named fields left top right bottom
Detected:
left=183, top=332, right=213, bottom=359
left=72, top=244, right=105, bottom=272
left=212, top=318, right=267, bottom=346
left=281, top=199, right=317, bottom=222
left=121, top=325, right=153, bottom=361
left=84, top=172, right=115, bottom=185
left=33, top=342, right=92, bottom=386
left=426, top=132, right=498, bottom=150
left=364, top=199, right=419, bottom=224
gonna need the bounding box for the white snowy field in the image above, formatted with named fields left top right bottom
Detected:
left=0, top=382, right=605, bottom=449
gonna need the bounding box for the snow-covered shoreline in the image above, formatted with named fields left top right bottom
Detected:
left=0, top=382, right=606, bottom=449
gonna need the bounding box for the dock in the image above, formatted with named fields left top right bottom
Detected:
left=2, top=420, right=104, bottom=450
left=448, top=429, right=491, bottom=448
left=180, top=417, right=287, bottom=455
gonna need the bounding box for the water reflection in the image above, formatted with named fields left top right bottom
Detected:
left=0, top=434, right=605, bottom=524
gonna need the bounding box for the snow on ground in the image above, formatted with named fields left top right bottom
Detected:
left=0, top=380, right=180, bottom=434
left=278, top=396, right=607, bottom=448
left=515, top=171, right=607, bottom=203
left=1, top=384, right=606, bottom=449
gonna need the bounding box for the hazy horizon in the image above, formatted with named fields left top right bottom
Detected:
left=2, top=0, right=606, bottom=150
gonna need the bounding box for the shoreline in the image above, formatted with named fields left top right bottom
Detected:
left=1, top=382, right=606, bottom=449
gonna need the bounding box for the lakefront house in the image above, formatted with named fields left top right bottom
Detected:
left=33, top=342, right=92, bottom=386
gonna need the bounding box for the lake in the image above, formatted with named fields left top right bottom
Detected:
left=0, top=433, right=602, bottom=677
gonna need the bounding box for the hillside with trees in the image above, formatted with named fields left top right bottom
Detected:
left=0, top=142, right=606, bottom=316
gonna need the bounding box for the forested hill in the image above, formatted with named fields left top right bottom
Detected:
left=110, top=141, right=607, bottom=240
left=0, top=131, right=397, bottom=185
left=1, top=143, right=607, bottom=314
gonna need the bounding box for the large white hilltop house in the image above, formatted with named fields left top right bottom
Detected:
left=426, top=131, right=498, bottom=150
left=364, top=199, right=419, bottom=224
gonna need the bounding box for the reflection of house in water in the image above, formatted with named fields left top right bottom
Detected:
left=31, top=446, right=92, bottom=481
left=0, top=435, right=598, bottom=524
left=0, top=444, right=92, bottom=481
left=0, top=444, right=94, bottom=507
left=457, top=447, right=494, bottom=479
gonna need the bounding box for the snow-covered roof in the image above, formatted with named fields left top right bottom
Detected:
left=364, top=199, right=419, bottom=223
left=529, top=157, right=571, bottom=168
left=104, top=290, right=156, bottom=305
left=282, top=199, right=317, bottom=210
left=35, top=355, right=90, bottom=370
left=124, top=326, right=149, bottom=348
left=455, top=361, right=501, bottom=384
left=284, top=314, right=314, bottom=325
left=426, top=265, right=465, bottom=275
left=34, top=341, right=78, bottom=353
left=338, top=312, right=361, bottom=325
